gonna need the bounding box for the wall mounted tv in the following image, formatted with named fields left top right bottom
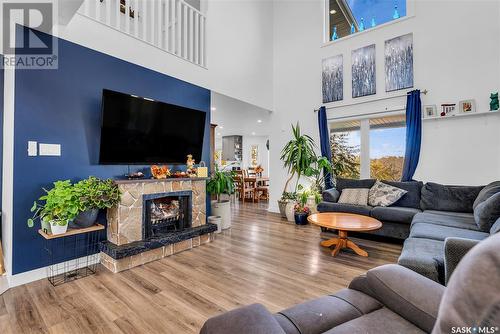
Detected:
left=99, top=89, right=206, bottom=164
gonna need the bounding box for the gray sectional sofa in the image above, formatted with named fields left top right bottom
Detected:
left=200, top=232, right=500, bottom=334
left=318, top=178, right=500, bottom=284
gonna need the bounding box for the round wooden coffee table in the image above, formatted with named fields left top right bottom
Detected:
left=308, top=212, right=382, bottom=257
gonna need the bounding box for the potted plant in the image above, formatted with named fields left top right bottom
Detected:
left=27, top=180, right=80, bottom=235
left=72, top=176, right=121, bottom=228
left=207, top=165, right=235, bottom=229
left=294, top=192, right=311, bottom=225
left=280, top=123, right=316, bottom=221
left=278, top=191, right=296, bottom=218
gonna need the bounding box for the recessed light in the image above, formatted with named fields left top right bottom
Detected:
left=257, top=119, right=262, bottom=123
left=330, top=9, right=337, bottom=14
left=211, top=107, right=216, bottom=111
left=219, top=126, right=224, bottom=129
left=251, top=132, right=256, bottom=135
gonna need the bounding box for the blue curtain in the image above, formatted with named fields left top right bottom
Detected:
left=318, top=106, right=334, bottom=189
left=401, top=90, right=422, bottom=181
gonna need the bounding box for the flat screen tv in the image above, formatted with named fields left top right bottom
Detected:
left=99, top=89, right=206, bottom=164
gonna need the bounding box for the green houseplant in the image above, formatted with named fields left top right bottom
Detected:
left=72, top=177, right=121, bottom=228
left=207, top=165, right=235, bottom=229
left=28, top=180, right=80, bottom=235
left=278, top=191, right=296, bottom=218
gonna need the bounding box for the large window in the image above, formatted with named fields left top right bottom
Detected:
left=330, top=115, right=406, bottom=181
left=326, top=0, right=407, bottom=42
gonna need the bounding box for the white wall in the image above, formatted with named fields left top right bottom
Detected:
left=269, top=0, right=500, bottom=212
left=55, top=0, right=274, bottom=110
left=242, top=135, right=269, bottom=175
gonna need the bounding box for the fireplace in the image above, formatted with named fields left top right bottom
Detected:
left=142, top=191, right=192, bottom=239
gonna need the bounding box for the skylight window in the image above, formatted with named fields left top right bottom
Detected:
left=326, top=0, right=407, bottom=42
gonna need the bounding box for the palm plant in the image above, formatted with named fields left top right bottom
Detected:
left=280, top=123, right=317, bottom=194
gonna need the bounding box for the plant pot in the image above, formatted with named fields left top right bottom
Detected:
left=41, top=220, right=52, bottom=234
left=70, top=208, right=99, bottom=229
left=294, top=212, right=309, bottom=225
left=49, top=220, right=68, bottom=235
left=306, top=195, right=318, bottom=214
left=211, top=200, right=231, bottom=229
left=278, top=200, right=288, bottom=218
left=208, top=215, right=223, bottom=233
left=285, top=201, right=296, bottom=222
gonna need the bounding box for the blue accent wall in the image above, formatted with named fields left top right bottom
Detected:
left=13, top=30, right=211, bottom=274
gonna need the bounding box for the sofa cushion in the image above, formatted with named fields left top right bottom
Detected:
left=323, top=188, right=341, bottom=203
left=336, top=178, right=376, bottom=192
left=474, top=192, right=500, bottom=232
left=368, top=181, right=408, bottom=207
left=276, top=290, right=381, bottom=334
left=422, top=210, right=474, bottom=219
left=490, top=217, right=500, bottom=234
left=398, top=238, right=445, bottom=283
left=370, top=207, right=420, bottom=224
left=317, top=202, right=373, bottom=216
left=420, top=182, right=483, bottom=213
left=473, top=180, right=500, bottom=209
left=410, top=223, right=489, bottom=241
left=338, top=188, right=369, bottom=206
left=324, top=308, right=425, bottom=334
left=412, top=212, right=480, bottom=231
left=382, top=180, right=423, bottom=209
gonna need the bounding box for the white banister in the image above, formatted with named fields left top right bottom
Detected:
left=77, top=0, right=207, bottom=68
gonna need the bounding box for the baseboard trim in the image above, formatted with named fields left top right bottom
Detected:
left=7, top=254, right=101, bottom=288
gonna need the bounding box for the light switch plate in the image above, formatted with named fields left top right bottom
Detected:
left=28, top=141, right=37, bottom=156
left=39, top=143, right=61, bottom=156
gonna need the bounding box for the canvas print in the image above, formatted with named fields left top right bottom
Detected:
left=385, top=33, right=413, bottom=92
left=352, top=44, right=376, bottom=98
left=322, top=55, right=343, bottom=103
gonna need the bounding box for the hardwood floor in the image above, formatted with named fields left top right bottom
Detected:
left=0, top=202, right=402, bottom=334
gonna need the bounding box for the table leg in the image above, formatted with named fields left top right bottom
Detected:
left=319, top=230, right=369, bottom=257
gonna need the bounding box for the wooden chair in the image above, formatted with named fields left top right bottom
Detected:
left=241, top=177, right=256, bottom=202
left=254, top=185, right=269, bottom=202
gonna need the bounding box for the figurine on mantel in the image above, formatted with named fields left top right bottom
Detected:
left=186, top=154, right=197, bottom=178
left=490, top=92, right=499, bottom=111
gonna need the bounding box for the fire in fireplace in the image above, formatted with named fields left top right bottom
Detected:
left=143, top=191, right=192, bottom=239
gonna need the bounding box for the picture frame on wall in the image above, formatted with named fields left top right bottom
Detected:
left=423, top=105, right=437, bottom=118
left=458, top=99, right=476, bottom=114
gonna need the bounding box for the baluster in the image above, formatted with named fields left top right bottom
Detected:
left=157, top=0, right=162, bottom=48
left=95, top=0, right=101, bottom=21
left=183, top=4, right=187, bottom=58
left=133, top=0, right=139, bottom=37
left=164, top=0, right=170, bottom=51
left=106, top=0, right=111, bottom=25
left=200, top=16, right=205, bottom=66
left=176, top=1, right=181, bottom=56
left=171, top=0, right=176, bottom=54
left=125, top=0, right=130, bottom=34
left=189, top=8, right=194, bottom=62
left=150, top=0, right=156, bottom=44
left=115, top=0, right=120, bottom=29
left=194, top=12, right=199, bottom=65
left=141, top=0, right=147, bottom=40
left=82, top=0, right=90, bottom=17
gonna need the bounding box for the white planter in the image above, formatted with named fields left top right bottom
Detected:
left=306, top=195, right=318, bottom=214
left=208, top=216, right=223, bottom=233
left=285, top=201, right=296, bottom=222
left=211, top=200, right=231, bottom=229
left=49, top=221, right=68, bottom=235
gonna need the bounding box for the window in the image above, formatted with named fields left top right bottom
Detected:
left=326, top=0, right=407, bottom=42
left=330, top=115, right=406, bottom=181
left=330, top=120, right=361, bottom=179
left=369, top=115, right=406, bottom=181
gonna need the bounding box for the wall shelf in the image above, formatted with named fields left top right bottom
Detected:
left=423, top=109, right=499, bottom=121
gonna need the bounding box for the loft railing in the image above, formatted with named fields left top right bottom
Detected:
left=78, top=0, right=206, bottom=67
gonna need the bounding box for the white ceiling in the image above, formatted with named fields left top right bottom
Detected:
left=211, top=92, right=272, bottom=138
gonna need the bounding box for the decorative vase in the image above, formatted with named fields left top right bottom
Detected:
left=285, top=202, right=296, bottom=222
left=70, top=208, right=99, bottom=229
left=306, top=196, right=318, bottom=214
left=49, top=220, right=68, bottom=235
left=208, top=215, right=223, bottom=233
left=211, top=200, right=231, bottom=229
left=294, top=212, right=309, bottom=225
left=278, top=200, right=288, bottom=218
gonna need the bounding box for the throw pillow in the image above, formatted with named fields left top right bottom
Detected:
left=368, top=181, right=408, bottom=207
left=338, top=188, right=369, bottom=206
left=474, top=192, right=500, bottom=232
left=473, top=181, right=500, bottom=209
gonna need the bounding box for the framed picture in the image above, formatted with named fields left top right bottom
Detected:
left=440, top=103, right=457, bottom=116
left=352, top=44, right=376, bottom=98
left=322, top=54, right=343, bottom=103
left=385, top=33, right=414, bottom=92
left=459, top=99, right=476, bottom=114
left=423, top=105, right=437, bottom=118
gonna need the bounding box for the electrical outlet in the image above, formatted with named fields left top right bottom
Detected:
left=39, top=143, right=61, bottom=156
left=28, top=141, right=37, bottom=156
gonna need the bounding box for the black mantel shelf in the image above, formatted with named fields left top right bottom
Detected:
left=114, top=177, right=209, bottom=184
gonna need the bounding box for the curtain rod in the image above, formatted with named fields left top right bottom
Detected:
left=314, top=89, right=428, bottom=112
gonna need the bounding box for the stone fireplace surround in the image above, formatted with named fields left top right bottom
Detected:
left=99, top=178, right=216, bottom=273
